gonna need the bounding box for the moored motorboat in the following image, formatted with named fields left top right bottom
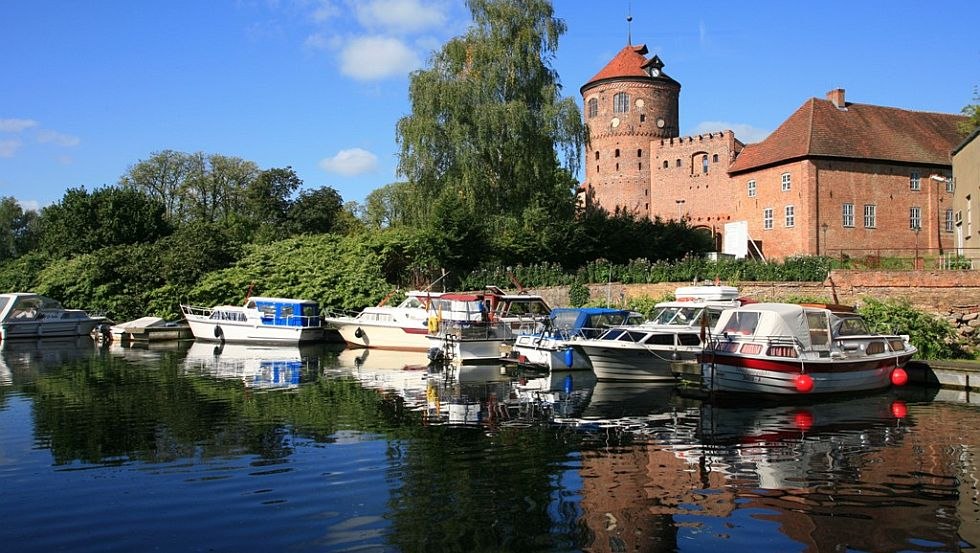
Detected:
left=180, top=296, right=324, bottom=345
left=506, top=307, right=643, bottom=370
left=0, top=293, right=107, bottom=341
left=426, top=287, right=551, bottom=364
left=572, top=285, right=743, bottom=382
left=322, top=290, right=444, bottom=351
left=698, top=302, right=917, bottom=395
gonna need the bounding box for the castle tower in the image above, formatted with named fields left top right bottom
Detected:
left=580, top=44, right=680, bottom=217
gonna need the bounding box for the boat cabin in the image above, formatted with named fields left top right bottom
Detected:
left=548, top=307, right=643, bottom=339
left=242, top=297, right=321, bottom=327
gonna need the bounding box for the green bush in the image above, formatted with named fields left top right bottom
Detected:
left=567, top=281, right=589, bottom=307
left=857, top=297, right=970, bottom=360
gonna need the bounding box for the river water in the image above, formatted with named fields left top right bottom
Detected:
left=1, top=338, right=978, bottom=552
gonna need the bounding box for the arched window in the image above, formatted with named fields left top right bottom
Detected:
left=637, top=149, right=642, bottom=157
left=587, top=98, right=598, bottom=118
left=613, top=92, right=629, bottom=113
left=594, top=150, right=599, bottom=161
left=662, top=160, right=668, bottom=169
left=712, top=153, right=719, bottom=163
left=614, top=149, right=620, bottom=158
left=702, top=155, right=709, bottom=174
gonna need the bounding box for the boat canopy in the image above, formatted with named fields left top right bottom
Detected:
left=713, top=303, right=836, bottom=350
left=549, top=307, right=634, bottom=332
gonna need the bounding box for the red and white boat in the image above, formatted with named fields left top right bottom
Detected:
left=699, top=302, right=917, bottom=395
left=323, top=291, right=444, bottom=351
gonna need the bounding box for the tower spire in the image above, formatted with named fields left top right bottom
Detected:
left=626, top=1, right=633, bottom=45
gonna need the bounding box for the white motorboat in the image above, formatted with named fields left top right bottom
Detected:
left=699, top=302, right=917, bottom=395
left=0, top=293, right=106, bottom=341
left=572, top=285, right=743, bottom=382
left=180, top=296, right=324, bottom=345
left=322, top=290, right=443, bottom=351
left=426, top=287, right=551, bottom=364
left=506, top=307, right=643, bottom=371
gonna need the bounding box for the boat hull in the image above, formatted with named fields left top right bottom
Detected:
left=1, top=319, right=103, bottom=340
left=327, top=319, right=430, bottom=351
left=511, top=336, right=592, bottom=370
left=574, top=343, right=693, bottom=382
left=184, top=316, right=323, bottom=345
left=701, top=351, right=916, bottom=395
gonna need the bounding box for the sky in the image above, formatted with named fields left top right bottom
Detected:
left=2, top=0, right=977, bottom=212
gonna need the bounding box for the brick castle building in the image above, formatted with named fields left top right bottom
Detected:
left=580, top=42, right=966, bottom=260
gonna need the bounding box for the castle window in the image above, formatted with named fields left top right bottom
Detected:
left=712, top=154, right=719, bottom=163
left=587, top=98, right=598, bottom=118
left=864, top=204, right=876, bottom=228
left=640, top=114, right=645, bottom=123
left=637, top=149, right=642, bottom=157
left=615, top=163, right=619, bottom=171
left=781, top=173, right=791, bottom=192
left=613, top=92, right=629, bottom=113
left=638, top=163, right=642, bottom=170
left=910, top=171, right=921, bottom=191
left=785, top=205, right=795, bottom=228
left=946, top=208, right=954, bottom=232
left=595, top=151, right=600, bottom=161
left=675, top=159, right=681, bottom=167
left=702, top=155, right=709, bottom=174
left=910, top=207, right=922, bottom=229
left=663, top=160, right=668, bottom=169
left=763, top=208, right=773, bottom=230
left=842, top=203, right=854, bottom=227
left=615, top=149, right=620, bottom=158
left=747, top=180, right=756, bottom=197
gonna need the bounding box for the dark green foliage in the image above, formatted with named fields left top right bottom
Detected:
left=0, top=196, right=38, bottom=262
left=287, top=186, right=345, bottom=235
left=858, top=297, right=970, bottom=360
left=567, top=281, right=589, bottom=307
left=37, top=186, right=171, bottom=258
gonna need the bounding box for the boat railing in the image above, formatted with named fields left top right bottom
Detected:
left=181, top=304, right=214, bottom=318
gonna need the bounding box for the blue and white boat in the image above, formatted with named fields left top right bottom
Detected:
left=180, top=296, right=323, bottom=345
left=506, top=307, right=643, bottom=370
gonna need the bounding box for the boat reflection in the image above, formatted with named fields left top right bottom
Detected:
left=0, top=336, right=97, bottom=386
left=182, top=341, right=321, bottom=388
left=512, top=369, right=596, bottom=418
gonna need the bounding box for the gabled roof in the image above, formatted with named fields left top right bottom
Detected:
left=581, top=43, right=679, bottom=93
left=729, top=97, right=966, bottom=174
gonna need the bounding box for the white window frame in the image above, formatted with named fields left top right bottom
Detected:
left=842, top=203, right=854, bottom=227
left=747, top=180, right=756, bottom=197
left=763, top=208, right=773, bottom=230
left=945, top=208, right=954, bottom=232
left=909, top=206, right=922, bottom=229
left=613, top=92, right=629, bottom=113
left=781, top=173, right=791, bottom=192
left=864, top=204, right=876, bottom=229
left=910, top=171, right=921, bottom=191
left=785, top=205, right=795, bottom=228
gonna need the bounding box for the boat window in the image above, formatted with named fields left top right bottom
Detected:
left=599, top=329, right=627, bottom=340
left=722, top=311, right=760, bottom=335
left=258, top=304, right=276, bottom=318
left=403, top=297, right=423, bottom=309
left=619, top=330, right=648, bottom=342
left=0, top=297, right=8, bottom=312
left=833, top=315, right=869, bottom=337
left=678, top=333, right=701, bottom=346
left=705, top=308, right=723, bottom=329
left=303, top=305, right=317, bottom=318
left=806, top=311, right=831, bottom=346
left=650, top=307, right=677, bottom=325
left=552, top=311, right=581, bottom=329
left=281, top=305, right=294, bottom=318
left=645, top=334, right=674, bottom=345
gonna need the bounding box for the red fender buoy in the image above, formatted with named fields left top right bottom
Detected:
left=794, top=373, right=814, bottom=393
left=891, top=367, right=908, bottom=386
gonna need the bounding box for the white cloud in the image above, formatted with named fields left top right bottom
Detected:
left=36, top=129, right=80, bottom=147
left=0, top=138, right=22, bottom=157
left=693, top=121, right=771, bottom=144
left=319, top=148, right=378, bottom=176
left=340, top=35, right=421, bottom=79
left=353, top=0, right=447, bottom=34
left=0, top=119, right=38, bottom=133
left=310, top=0, right=339, bottom=22
left=17, top=200, right=41, bottom=212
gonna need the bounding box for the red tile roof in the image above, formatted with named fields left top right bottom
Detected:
left=729, top=97, right=966, bottom=174
left=581, top=44, right=678, bottom=93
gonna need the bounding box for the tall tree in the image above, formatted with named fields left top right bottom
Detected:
left=286, top=186, right=345, bottom=235
left=960, top=87, right=980, bottom=136
left=0, top=197, right=38, bottom=262
left=396, top=0, right=586, bottom=220
left=119, top=150, right=199, bottom=221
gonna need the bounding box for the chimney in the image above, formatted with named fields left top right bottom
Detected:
left=826, top=88, right=846, bottom=110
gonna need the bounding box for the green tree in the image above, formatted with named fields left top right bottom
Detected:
left=960, top=87, right=980, bottom=136
left=362, top=181, right=424, bottom=229
left=119, top=150, right=199, bottom=222
left=244, top=166, right=303, bottom=242
left=395, top=0, right=586, bottom=220
left=0, top=197, right=38, bottom=262
left=36, top=187, right=170, bottom=258
left=287, top=186, right=345, bottom=235
left=182, top=154, right=259, bottom=224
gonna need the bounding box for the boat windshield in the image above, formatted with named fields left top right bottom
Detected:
left=832, top=314, right=871, bottom=337
left=650, top=306, right=702, bottom=326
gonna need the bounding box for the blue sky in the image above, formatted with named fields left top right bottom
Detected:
left=2, top=0, right=977, bottom=211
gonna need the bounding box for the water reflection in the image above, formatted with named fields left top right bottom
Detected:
left=1, top=339, right=978, bottom=552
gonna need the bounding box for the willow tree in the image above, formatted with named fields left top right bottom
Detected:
left=396, top=0, right=585, bottom=224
